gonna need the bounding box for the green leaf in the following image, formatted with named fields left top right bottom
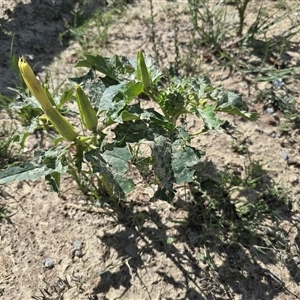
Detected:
left=45, top=171, right=60, bottom=193
left=42, top=148, right=68, bottom=174
left=0, top=163, right=51, bottom=184
left=172, top=139, right=203, bottom=184
left=123, top=82, right=144, bottom=103
left=81, top=80, right=106, bottom=110
left=85, top=148, right=135, bottom=197
left=216, top=105, right=259, bottom=121
left=105, top=146, right=136, bottom=191
left=211, top=90, right=246, bottom=110
left=98, top=83, right=125, bottom=112
left=68, top=69, right=95, bottom=85
left=113, top=120, right=150, bottom=143
left=112, top=106, right=174, bottom=144
left=102, top=147, right=132, bottom=175
left=149, top=135, right=175, bottom=200
left=177, top=126, right=191, bottom=142
left=100, top=82, right=143, bottom=110
left=193, top=105, right=225, bottom=130
left=210, top=89, right=258, bottom=121
left=136, top=50, right=152, bottom=89
left=75, top=54, right=135, bottom=82
left=118, top=110, right=140, bottom=122
left=57, top=89, right=73, bottom=108
left=9, top=88, right=42, bottom=110
left=74, top=143, right=85, bottom=172
left=100, top=97, right=126, bottom=124
left=153, top=187, right=175, bottom=201
left=76, top=55, right=118, bottom=79
left=99, top=82, right=145, bottom=124
left=69, top=70, right=106, bottom=110
left=0, top=147, right=68, bottom=186
left=186, top=76, right=212, bottom=99
left=140, top=108, right=175, bottom=132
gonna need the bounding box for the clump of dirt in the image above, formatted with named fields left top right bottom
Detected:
left=1, top=1, right=300, bottom=299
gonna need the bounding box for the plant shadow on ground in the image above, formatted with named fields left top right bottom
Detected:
left=0, top=190, right=15, bottom=224
left=92, top=156, right=299, bottom=299
left=0, top=0, right=111, bottom=97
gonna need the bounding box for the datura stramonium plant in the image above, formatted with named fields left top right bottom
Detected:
left=18, top=56, right=78, bottom=141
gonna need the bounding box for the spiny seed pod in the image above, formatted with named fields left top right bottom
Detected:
left=136, top=50, right=152, bottom=90
left=18, top=57, right=78, bottom=141
left=75, top=85, right=98, bottom=132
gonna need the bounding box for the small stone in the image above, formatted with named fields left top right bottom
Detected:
left=293, top=256, right=300, bottom=265
left=43, top=257, right=55, bottom=268
left=264, top=129, right=277, bottom=138
left=141, top=253, right=152, bottom=263
left=265, top=107, right=275, bottom=114
left=272, top=79, right=283, bottom=89
left=167, top=31, right=175, bottom=38
left=280, top=151, right=288, bottom=161
left=74, top=249, right=83, bottom=258
left=71, top=240, right=84, bottom=259
left=73, top=240, right=83, bottom=250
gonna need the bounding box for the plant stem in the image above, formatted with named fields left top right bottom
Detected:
left=148, top=0, right=159, bottom=64
left=235, top=0, right=252, bottom=36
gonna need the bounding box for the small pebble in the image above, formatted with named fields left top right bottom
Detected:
left=272, top=79, right=283, bottom=89
left=264, top=130, right=277, bottom=138
left=280, top=151, right=288, bottom=161
left=71, top=240, right=84, bottom=258
left=293, top=256, right=300, bottom=265
left=43, top=258, right=55, bottom=268
left=167, top=31, right=175, bottom=38
left=73, top=249, right=83, bottom=258
left=73, top=240, right=83, bottom=250
left=141, top=253, right=152, bottom=263
left=265, top=107, right=275, bottom=114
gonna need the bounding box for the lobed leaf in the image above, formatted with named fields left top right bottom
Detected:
left=75, top=54, right=135, bottom=82
left=192, top=105, right=225, bottom=130
left=85, top=147, right=135, bottom=197
left=0, top=163, right=51, bottom=184
left=0, top=147, right=68, bottom=185
left=172, top=139, right=204, bottom=184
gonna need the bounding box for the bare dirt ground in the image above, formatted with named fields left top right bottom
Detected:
left=1, top=0, right=300, bottom=299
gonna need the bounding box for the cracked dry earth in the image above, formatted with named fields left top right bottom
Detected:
left=1, top=0, right=300, bottom=299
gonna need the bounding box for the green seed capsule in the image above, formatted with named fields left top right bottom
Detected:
left=44, top=106, right=78, bottom=141
left=18, top=57, right=78, bottom=141
left=75, top=85, right=98, bottom=132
